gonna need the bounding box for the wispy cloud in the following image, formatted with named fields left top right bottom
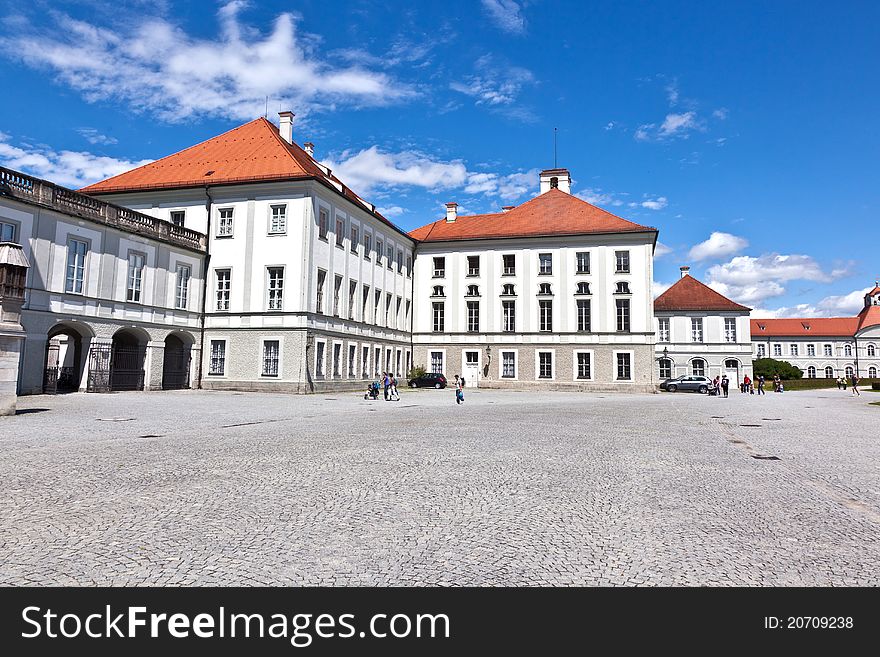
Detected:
left=481, top=0, right=526, bottom=34
left=450, top=54, right=535, bottom=107
left=636, top=111, right=704, bottom=141
left=654, top=242, right=673, bottom=258
left=751, top=286, right=873, bottom=318
left=0, top=2, right=414, bottom=123
left=76, top=128, right=118, bottom=145
left=688, top=231, right=748, bottom=262
left=638, top=196, right=668, bottom=210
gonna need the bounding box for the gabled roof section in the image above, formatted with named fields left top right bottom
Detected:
left=654, top=275, right=750, bottom=312
left=79, top=117, right=400, bottom=232
left=857, top=304, right=880, bottom=331
left=750, top=317, right=859, bottom=337
left=408, top=188, right=656, bottom=242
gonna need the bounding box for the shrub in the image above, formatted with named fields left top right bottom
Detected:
left=753, top=358, right=803, bottom=380
left=407, top=364, right=427, bottom=380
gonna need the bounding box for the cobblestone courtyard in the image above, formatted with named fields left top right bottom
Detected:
left=1, top=387, right=878, bottom=586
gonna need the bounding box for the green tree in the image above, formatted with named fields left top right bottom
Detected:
left=407, top=364, right=427, bottom=380
left=753, top=358, right=803, bottom=380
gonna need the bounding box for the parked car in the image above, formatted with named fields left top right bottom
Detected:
left=660, top=375, right=712, bottom=394
left=408, top=372, right=448, bottom=389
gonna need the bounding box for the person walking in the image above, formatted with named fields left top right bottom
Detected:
left=773, top=374, right=781, bottom=393
left=851, top=373, right=860, bottom=396
left=836, top=376, right=843, bottom=390
left=721, top=374, right=729, bottom=398
left=382, top=371, right=391, bottom=401
left=390, top=374, right=399, bottom=400
left=454, top=374, right=464, bottom=404
left=757, top=374, right=765, bottom=395
left=742, top=374, right=751, bottom=394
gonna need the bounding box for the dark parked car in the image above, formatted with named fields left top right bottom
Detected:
left=660, top=375, right=712, bottom=394
left=408, top=372, right=447, bottom=389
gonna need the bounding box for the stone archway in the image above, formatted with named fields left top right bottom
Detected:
left=162, top=332, right=194, bottom=390
left=109, top=328, right=148, bottom=391
left=44, top=322, right=92, bottom=393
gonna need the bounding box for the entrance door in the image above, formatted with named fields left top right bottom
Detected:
left=724, top=359, right=740, bottom=385
left=43, top=338, right=61, bottom=394
left=463, top=350, right=480, bottom=389
left=162, top=334, right=191, bottom=390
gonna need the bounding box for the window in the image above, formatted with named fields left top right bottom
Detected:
left=756, top=344, right=766, bottom=358
left=467, top=255, right=480, bottom=277
left=807, top=344, right=816, bottom=357
left=376, top=239, right=383, bottom=265
left=466, top=285, right=480, bottom=297
left=374, top=347, right=381, bottom=375
left=431, top=351, right=444, bottom=374
left=335, top=218, right=345, bottom=247
left=502, top=300, right=515, bottom=332
left=502, top=352, right=516, bottom=378
left=790, top=344, right=799, bottom=357
left=217, top=208, right=234, bottom=237
left=433, top=257, right=445, bottom=278
left=374, top=290, right=381, bottom=325
left=397, top=249, right=403, bottom=273
left=333, top=275, right=343, bottom=316
left=395, top=297, right=402, bottom=330
left=126, top=252, right=145, bottom=302
left=576, top=282, right=591, bottom=295
left=0, top=220, right=17, bottom=242
left=845, top=366, right=854, bottom=377
left=659, top=358, right=672, bottom=379
left=362, top=346, right=370, bottom=377
left=501, top=283, right=516, bottom=295
left=175, top=264, right=191, bottom=309
left=576, top=251, right=590, bottom=274
left=720, top=317, right=736, bottom=342
left=617, top=353, right=632, bottom=380
left=869, top=366, right=877, bottom=378
left=432, top=302, right=445, bottom=332
left=538, top=352, right=553, bottom=379
left=502, top=254, right=515, bottom=275
left=825, top=366, right=834, bottom=378
left=269, top=204, right=287, bottom=234
left=616, top=299, right=630, bottom=332
left=807, top=365, right=816, bottom=379
left=208, top=340, right=226, bottom=375
left=577, top=299, right=591, bottom=332
left=844, top=344, right=853, bottom=357
left=691, top=318, right=703, bottom=343
left=539, top=300, right=553, bottom=332
left=467, top=301, right=480, bottom=332
left=823, top=344, right=833, bottom=357
left=465, top=351, right=478, bottom=367
left=170, top=210, right=185, bottom=228
left=658, top=318, right=670, bottom=342
left=333, top=343, right=341, bottom=377
left=315, top=342, right=325, bottom=378
left=866, top=344, right=875, bottom=357
left=267, top=267, right=284, bottom=310
left=385, top=292, right=392, bottom=325
left=315, top=269, right=326, bottom=314
left=348, top=280, right=357, bottom=319
left=65, top=238, right=88, bottom=293
left=363, top=233, right=371, bottom=260
left=406, top=254, right=412, bottom=277
left=215, top=269, right=231, bottom=311
left=725, top=359, right=739, bottom=370
left=773, top=344, right=782, bottom=357
left=691, top=359, right=706, bottom=377
left=538, top=282, right=552, bottom=295
left=386, top=245, right=394, bottom=269
left=262, top=340, right=280, bottom=377
left=318, top=209, right=328, bottom=240
left=405, top=299, right=411, bottom=327
left=362, top=285, right=370, bottom=322
left=350, top=226, right=359, bottom=253
left=576, top=352, right=591, bottom=380
left=615, top=281, right=630, bottom=294
left=396, top=349, right=402, bottom=376
left=431, top=285, right=445, bottom=297
left=538, top=253, right=552, bottom=275
left=348, top=344, right=356, bottom=377
left=615, top=250, right=630, bottom=273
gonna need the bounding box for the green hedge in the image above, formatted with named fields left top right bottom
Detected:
left=774, top=378, right=879, bottom=391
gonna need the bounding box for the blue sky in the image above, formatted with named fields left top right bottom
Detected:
left=1, top=0, right=878, bottom=316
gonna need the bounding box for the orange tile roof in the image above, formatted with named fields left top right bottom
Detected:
left=408, top=188, right=656, bottom=242
left=857, top=304, right=880, bottom=331
left=750, top=317, right=859, bottom=337
left=654, top=274, right=750, bottom=312
left=80, top=117, right=401, bottom=232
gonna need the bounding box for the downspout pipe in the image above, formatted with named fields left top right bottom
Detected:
left=196, top=185, right=213, bottom=389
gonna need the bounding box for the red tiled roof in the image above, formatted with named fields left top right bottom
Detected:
left=654, top=275, right=750, bottom=312
left=408, top=188, right=656, bottom=242
left=80, top=117, right=399, bottom=231
left=750, top=317, right=859, bottom=337
left=857, top=304, right=880, bottom=331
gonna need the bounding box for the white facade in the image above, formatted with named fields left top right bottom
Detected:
left=655, top=312, right=753, bottom=382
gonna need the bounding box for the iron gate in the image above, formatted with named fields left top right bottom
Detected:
left=43, top=339, right=60, bottom=394
left=162, top=348, right=191, bottom=390
left=110, top=345, right=146, bottom=391
left=87, top=343, right=112, bottom=392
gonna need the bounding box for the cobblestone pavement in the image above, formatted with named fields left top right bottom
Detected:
left=1, top=387, right=879, bottom=586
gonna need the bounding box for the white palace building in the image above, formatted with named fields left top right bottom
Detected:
left=1, top=113, right=878, bottom=410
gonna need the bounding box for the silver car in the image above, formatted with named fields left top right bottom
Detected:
left=660, top=375, right=712, bottom=394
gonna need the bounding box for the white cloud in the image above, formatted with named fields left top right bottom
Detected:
left=0, top=132, right=151, bottom=188
left=378, top=205, right=406, bottom=218
left=688, top=232, right=749, bottom=261
left=635, top=113, right=704, bottom=141
left=653, top=280, right=673, bottom=298
left=654, top=242, right=673, bottom=258
left=665, top=81, right=680, bottom=106
left=1, top=3, right=413, bottom=123
left=604, top=121, right=616, bottom=131
left=640, top=196, right=668, bottom=210
left=464, top=168, right=538, bottom=200
left=713, top=108, right=729, bottom=120
left=751, top=287, right=872, bottom=319
left=480, top=0, right=526, bottom=34
left=323, top=147, right=467, bottom=195
left=76, top=128, right=118, bottom=145
left=450, top=55, right=535, bottom=106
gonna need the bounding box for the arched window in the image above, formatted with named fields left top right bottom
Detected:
left=431, top=285, right=444, bottom=297
left=576, top=282, right=591, bottom=295
left=466, top=285, right=480, bottom=297
left=615, top=281, right=630, bottom=294
left=824, top=366, right=834, bottom=378
left=868, top=344, right=876, bottom=357
left=845, top=366, right=854, bottom=377
left=844, top=344, right=853, bottom=357
left=501, top=283, right=516, bottom=296
left=869, top=366, right=877, bottom=378
left=807, top=366, right=816, bottom=378
left=692, top=359, right=706, bottom=376
left=725, top=359, right=739, bottom=369
left=550, top=176, right=559, bottom=189
left=659, top=358, right=672, bottom=379
left=538, top=282, right=552, bottom=295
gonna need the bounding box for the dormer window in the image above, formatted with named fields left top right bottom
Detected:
left=431, top=285, right=445, bottom=297
left=615, top=281, right=630, bottom=294
left=802, top=322, right=811, bottom=330
left=538, top=283, right=552, bottom=295
left=576, top=282, right=591, bottom=295
left=501, top=283, right=516, bottom=296
left=466, top=285, right=480, bottom=297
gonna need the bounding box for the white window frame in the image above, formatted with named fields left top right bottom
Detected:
left=807, top=344, right=816, bottom=357
left=215, top=268, right=231, bottom=311
left=575, top=251, right=590, bottom=274
left=126, top=250, right=146, bottom=303
left=268, top=204, right=287, bottom=235
left=691, top=317, right=704, bottom=343
left=466, top=300, right=480, bottom=333
left=318, top=207, right=329, bottom=240
left=499, top=350, right=518, bottom=379
left=175, top=263, right=191, bottom=310
left=573, top=349, right=594, bottom=381
left=502, top=299, right=516, bottom=333
left=0, top=219, right=18, bottom=242
left=614, top=350, right=635, bottom=382
left=267, top=266, right=284, bottom=311
left=539, top=299, right=553, bottom=332
left=170, top=210, right=185, bottom=228
left=724, top=318, right=737, bottom=343
left=217, top=207, right=234, bottom=237
left=502, top=253, right=516, bottom=276
left=348, top=343, right=358, bottom=378
left=576, top=298, right=591, bottom=332
left=208, top=339, right=227, bottom=376
left=790, top=343, right=799, bottom=357
left=823, top=344, right=833, bottom=357
left=615, top=250, right=630, bottom=273
left=332, top=341, right=343, bottom=378
left=260, top=337, right=282, bottom=377
left=536, top=350, right=555, bottom=380
left=65, top=237, right=89, bottom=294
left=315, top=340, right=326, bottom=378
left=335, top=216, right=345, bottom=248
left=773, top=344, right=782, bottom=357
left=430, top=350, right=446, bottom=375
left=658, top=317, right=670, bottom=342
left=538, top=253, right=552, bottom=275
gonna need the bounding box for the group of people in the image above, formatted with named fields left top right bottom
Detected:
left=709, top=374, right=771, bottom=397
left=365, top=372, right=400, bottom=401
left=838, top=374, right=861, bottom=396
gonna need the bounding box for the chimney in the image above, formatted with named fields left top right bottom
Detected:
left=680, top=266, right=691, bottom=278
left=539, top=168, right=571, bottom=194
left=445, top=202, right=458, bottom=223
left=304, top=142, right=315, bottom=157
left=278, top=111, right=295, bottom=144
left=501, top=205, right=515, bottom=213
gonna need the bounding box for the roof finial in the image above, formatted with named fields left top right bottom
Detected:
left=553, top=127, right=558, bottom=168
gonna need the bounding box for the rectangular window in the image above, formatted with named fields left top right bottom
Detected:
left=175, top=264, right=191, bottom=310
left=406, top=254, right=412, bottom=277
left=502, top=300, right=515, bottom=332
left=267, top=267, right=284, bottom=310
left=397, top=249, right=403, bottom=273
left=405, top=299, right=411, bottom=327
left=376, top=239, right=384, bottom=265
left=375, top=347, right=381, bottom=375
left=724, top=318, right=737, bottom=343
left=350, top=226, right=359, bottom=253
left=616, top=299, right=630, bottom=332
left=385, top=292, right=392, bottom=325
left=539, top=300, right=553, bottom=332
left=362, top=285, right=371, bottom=322
left=790, top=343, right=799, bottom=356
left=215, top=269, right=231, bottom=311
left=467, top=255, right=480, bottom=277
left=126, top=251, right=145, bottom=302
left=502, top=352, right=515, bottom=378
left=217, top=208, right=234, bottom=237
left=538, top=352, right=553, bottom=379
left=333, top=343, right=341, bottom=377
left=362, top=346, right=369, bottom=377
left=269, top=204, right=287, bottom=234
left=773, top=344, right=782, bottom=357
left=396, top=349, right=402, bottom=376
left=576, top=299, right=591, bottom=332
left=823, top=344, right=832, bottom=357
left=433, top=302, right=445, bottom=332
left=374, top=290, right=381, bottom=326
left=348, top=344, right=356, bottom=377
left=615, top=250, right=630, bottom=273
left=433, top=256, right=445, bottom=278
left=170, top=210, right=185, bottom=228
left=576, top=251, right=590, bottom=274
left=386, top=245, right=394, bottom=269
left=209, top=340, right=226, bottom=376
left=335, top=217, right=345, bottom=247
left=65, top=238, right=88, bottom=293
left=348, top=280, right=357, bottom=319
left=659, top=359, right=672, bottom=379
left=658, top=317, right=670, bottom=342
left=576, top=353, right=591, bottom=380
left=316, top=269, right=326, bottom=313
left=316, top=342, right=325, bottom=377
left=363, top=233, right=371, bottom=260
left=502, top=254, right=516, bottom=276
left=431, top=351, right=444, bottom=375
left=539, top=253, right=552, bottom=275
left=467, top=300, right=480, bottom=332
left=616, top=353, right=632, bottom=380
left=318, top=208, right=328, bottom=240
left=262, top=340, right=280, bottom=377
left=0, top=220, right=17, bottom=242
left=333, top=275, right=343, bottom=316
left=757, top=344, right=766, bottom=358
left=691, top=318, right=703, bottom=343
left=807, top=344, right=816, bottom=357
left=395, top=297, right=402, bottom=330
